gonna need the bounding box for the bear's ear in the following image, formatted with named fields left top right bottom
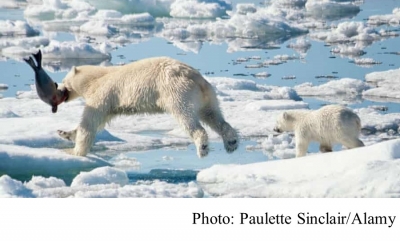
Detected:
left=283, top=112, right=288, bottom=120
left=71, top=66, right=77, bottom=75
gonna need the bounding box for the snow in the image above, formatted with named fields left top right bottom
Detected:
left=287, top=38, right=311, bottom=54
left=362, top=68, right=400, bottom=100
left=159, top=5, right=308, bottom=53
left=1, top=40, right=111, bottom=66
left=71, top=20, right=118, bottom=36
left=24, top=0, right=95, bottom=21
left=305, top=0, right=360, bottom=20
left=170, top=0, right=231, bottom=18
left=236, top=3, right=257, bottom=15
left=0, top=172, right=203, bottom=198
left=197, top=139, right=400, bottom=197
left=245, top=100, right=308, bottom=112
left=294, top=78, right=370, bottom=96
left=71, top=167, right=129, bottom=187
left=0, top=20, right=39, bottom=36
left=355, top=107, right=400, bottom=134
left=330, top=44, right=365, bottom=57
left=310, top=21, right=379, bottom=44
left=0, top=36, right=49, bottom=50
left=0, top=0, right=27, bottom=9
left=0, top=175, right=34, bottom=198
left=368, top=7, right=400, bottom=26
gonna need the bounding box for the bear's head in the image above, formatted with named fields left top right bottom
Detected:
left=273, top=112, right=295, bottom=133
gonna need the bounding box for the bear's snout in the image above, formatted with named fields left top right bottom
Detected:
left=273, top=127, right=281, bottom=133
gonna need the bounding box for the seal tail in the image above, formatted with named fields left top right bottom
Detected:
left=23, top=56, right=38, bottom=71
left=32, top=49, right=42, bottom=69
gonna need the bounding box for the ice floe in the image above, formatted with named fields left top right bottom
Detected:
left=0, top=169, right=203, bottom=197
left=0, top=20, right=39, bottom=36
left=305, top=0, right=360, bottom=21
left=310, top=21, right=380, bottom=44
left=0, top=36, right=49, bottom=50
left=287, top=38, right=311, bottom=54
left=197, top=139, right=400, bottom=197
left=294, top=78, right=370, bottom=97
left=170, top=0, right=231, bottom=18
left=368, top=7, right=400, bottom=26
left=353, top=57, right=382, bottom=67
left=362, top=68, right=400, bottom=100
left=0, top=0, right=28, bottom=9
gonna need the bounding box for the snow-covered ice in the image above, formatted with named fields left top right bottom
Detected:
left=0, top=36, right=49, bottom=50
left=197, top=139, right=400, bottom=197
left=362, top=68, right=400, bottom=100
left=368, top=7, right=400, bottom=26
left=0, top=169, right=203, bottom=197
left=353, top=58, right=382, bottom=67
left=0, top=20, right=39, bottom=36
left=294, top=78, right=370, bottom=97
left=305, top=0, right=360, bottom=20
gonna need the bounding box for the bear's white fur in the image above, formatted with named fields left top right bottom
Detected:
left=56, top=57, right=239, bottom=157
left=273, top=105, right=364, bottom=157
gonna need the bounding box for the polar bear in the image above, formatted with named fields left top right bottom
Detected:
left=273, top=105, right=364, bottom=157
left=53, top=57, right=239, bottom=157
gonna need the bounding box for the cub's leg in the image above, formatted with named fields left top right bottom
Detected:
left=340, top=138, right=365, bottom=150
left=200, top=105, right=239, bottom=153
left=295, top=133, right=309, bottom=157
left=319, top=143, right=333, bottom=153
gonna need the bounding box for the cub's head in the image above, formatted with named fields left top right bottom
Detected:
left=273, top=112, right=295, bottom=133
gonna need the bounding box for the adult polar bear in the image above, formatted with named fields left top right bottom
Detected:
left=273, top=105, right=364, bottom=157
left=47, top=56, right=238, bottom=157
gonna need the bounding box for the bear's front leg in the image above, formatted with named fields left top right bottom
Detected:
left=71, top=106, right=105, bottom=156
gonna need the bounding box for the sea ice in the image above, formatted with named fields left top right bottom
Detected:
left=362, top=68, right=400, bottom=100
left=294, top=78, right=370, bottom=97
left=197, top=139, right=400, bottom=197
left=0, top=20, right=39, bottom=36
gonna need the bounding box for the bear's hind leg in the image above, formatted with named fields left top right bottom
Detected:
left=171, top=108, right=209, bottom=158
left=200, top=106, right=239, bottom=153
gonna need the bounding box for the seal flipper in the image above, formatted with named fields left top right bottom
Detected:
left=23, top=56, right=38, bottom=71
left=52, top=105, right=58, bottom=113
left=32, top=50, right=42, bottom=69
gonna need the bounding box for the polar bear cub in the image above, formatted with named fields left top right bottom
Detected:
left=273, top=105, right=364, bottom=157
left=56, top=57, right=239, bottom=158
